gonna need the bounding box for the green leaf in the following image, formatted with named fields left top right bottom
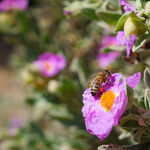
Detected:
left=82, top=8, right=99, bottom=20
left=144, top=67, right=150, bottom=89
left=126, top=86, right=134, bottom=110
left=115, top=12, right=130, bottom=32
left=132, top=34, right=150, bottom=52
left=144, top=89, right=150, bottom=110
left=96, top=10, right=121, bottom=26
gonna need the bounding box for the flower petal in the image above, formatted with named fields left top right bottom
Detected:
left=116, top=31, right=136, bottom=57
left=120, top=0, right=135, bottom=13
left=126, top=72, right=141, bottom=89
left=97, top=52, right=121, bottom=69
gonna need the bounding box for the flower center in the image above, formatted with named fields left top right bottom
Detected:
left=100, top=91, right=116, bottom=111
left=44, top=61, right=51, bottom=71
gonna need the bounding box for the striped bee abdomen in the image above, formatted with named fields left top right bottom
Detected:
left=90, top=80, right=101, bottom=96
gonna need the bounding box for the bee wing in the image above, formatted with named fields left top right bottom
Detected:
left=83, top=73, right=97, bottom=87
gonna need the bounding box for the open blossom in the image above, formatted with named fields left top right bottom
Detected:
left=97, top=36, right=121, bottom=68
left=120, top=0, right=135, bottom=13
left=82, top=72, right=141, bottom=140
left=0, top=0, right=28, bottom=11
left=116, top=31, right=136, bottom=57
left=34, top=52, right=66, bottom=78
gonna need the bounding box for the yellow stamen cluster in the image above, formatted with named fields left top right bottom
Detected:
left=100, top=91, right=116, bottom=111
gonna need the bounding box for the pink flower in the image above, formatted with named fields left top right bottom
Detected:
left=126, top=72, right=141, bottom=89
left=97, top=36, right=121, bottom=68
left=120, top=0, right=135, bottom=13
left=8, top=117, right=22, bottom=136
left=64, top=10, right=72, bottom=16
left=97, top=52, right=121, bottom=69
left=34, top=52, right=66, bottom=78
left=0, top=0, right=28, bottom=11
left=82, top=72, right=141, bottom=140
left=116, top=31, right=136, bottom=57
left=98, top=36, right=118, bottom=51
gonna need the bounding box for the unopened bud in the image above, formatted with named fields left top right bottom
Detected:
left=21, top=70, right=34, bottom=84
left=124, top=17, right=146, bottom=37
left=47, top=80, right=59, bottom=93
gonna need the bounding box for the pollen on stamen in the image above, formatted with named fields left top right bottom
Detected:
left=100, top=91, right=116, bottom=111
left=44, top=61, right=51, bottom=71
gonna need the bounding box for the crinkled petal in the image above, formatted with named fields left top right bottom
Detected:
left=111, top=90, right=127, bottom=126
left=97, top=51, right=121, bottom=69
left=82, top=94, right=114, bottom=140
left=126, top=72, right=141, bottom=89
left=125, top=34, right=136, bottom=57
left=116, top=31, right=136, bottom=57
left=120, top=0, right=135, bottom=13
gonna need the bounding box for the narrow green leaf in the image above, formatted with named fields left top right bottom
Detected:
left=144, top=67, right=150, bottom=89
left=126, top=86, right=134, bottom=110
left=144, top=89, right=150, bottom=110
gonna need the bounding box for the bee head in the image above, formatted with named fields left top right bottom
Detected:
left=105, top=70, right=111, bottom=76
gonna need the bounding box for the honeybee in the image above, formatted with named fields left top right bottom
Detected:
left=90, top=70, right=111, bottom=96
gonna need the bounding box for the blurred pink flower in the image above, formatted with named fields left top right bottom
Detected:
left=97, top=36, right=121, bottom=69
left=9, top=117, right=22, bottom=136
left=34, top=52, right=66, bottom=78
left=98, top=36, right=117, bottom=51
left=0, top=0, right=28, bottom=11
left=82, top=72, right=141, bottom=140
left=120, top=0, right=135, bottom=13
left=97, top=52, right=121, bottom=69
left=116, top=31, right=136, bottom=57
left=64, top=10, right=72, bottom=16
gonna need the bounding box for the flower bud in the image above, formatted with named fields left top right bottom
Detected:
left=21, top=69, right=34, bottom=84
left=47, top=80, right=59, bottom=93
left=124, top=17, right=146, bottom=37
left=145, top=1, right=150, bottom=17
